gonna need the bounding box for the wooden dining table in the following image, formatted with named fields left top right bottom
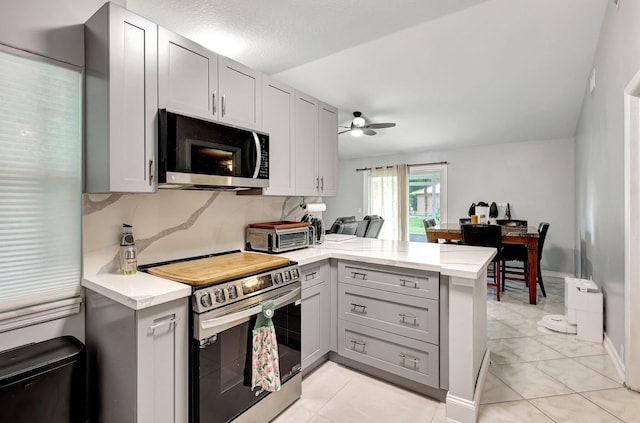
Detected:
left=426, top=223, right=540, bottom=305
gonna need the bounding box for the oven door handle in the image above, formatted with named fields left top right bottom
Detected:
left=200, top=287, right=301, bottom=330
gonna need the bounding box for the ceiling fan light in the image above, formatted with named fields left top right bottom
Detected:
left=351, top=128, right=363, bottom=137
left=353, top=116, right=366, bottom=127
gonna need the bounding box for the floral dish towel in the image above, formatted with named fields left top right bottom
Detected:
left=251, top=300, right=281, bottom=393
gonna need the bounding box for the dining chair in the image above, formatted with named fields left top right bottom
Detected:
left=461, top=224, right=503, bottom=301
left=423, top=218, right=437, bottom=231
left=501, top=222, right=550, bottom=297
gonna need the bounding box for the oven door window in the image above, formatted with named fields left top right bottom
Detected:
left=192, top=302, right=301, bottom=423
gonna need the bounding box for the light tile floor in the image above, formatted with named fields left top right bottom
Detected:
left=274, top=276, right=640, bottom=422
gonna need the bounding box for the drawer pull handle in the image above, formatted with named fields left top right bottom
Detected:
left=399, top=313, right=419, bottom=326
left=305, top=271, right=317, bottom=281
left=149, top=317, right=176, bottom=331
left=350, top=339, right=367, bottom=352
left=400, top=278, right=419, bottom=289
left=351, top=272, right=367, bottom=280
left=350, top=303, right=367, bottom=313
left=399, top=353, right=420, bottom=369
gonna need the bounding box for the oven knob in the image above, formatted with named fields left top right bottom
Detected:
left=290, top=268, right=300, bottom=279
left=227, top=285, right=238, bottom=299
left=200, top=293, right=212, bottom=308
left=214, top=288, right=226, bottom=303
left=283, top=270, right=291, bottom=282
left=274, top=273, right=283, bottom=285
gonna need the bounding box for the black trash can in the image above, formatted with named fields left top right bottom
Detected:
left=0, top=336, right=85, bottom=423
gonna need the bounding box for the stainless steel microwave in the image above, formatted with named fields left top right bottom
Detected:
left=158, top=110, right=269, bottom=190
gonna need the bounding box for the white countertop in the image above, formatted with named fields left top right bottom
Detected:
left=280, top=238, right=496, bottom=279
left=82, top=239, right=495, bottom=310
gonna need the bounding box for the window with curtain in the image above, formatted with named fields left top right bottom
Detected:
left=366, top=164, right=408, bottom=241
left=0, top=48, right=82, bottom=320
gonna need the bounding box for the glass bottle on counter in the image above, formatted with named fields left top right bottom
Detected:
left=119, top=224, right=137, bottom=275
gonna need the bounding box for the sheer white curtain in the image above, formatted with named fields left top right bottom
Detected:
left=369, top=164, right=409, bottom=241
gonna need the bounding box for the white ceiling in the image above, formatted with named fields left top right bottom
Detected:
left=127, top=0, right=607, bottom=159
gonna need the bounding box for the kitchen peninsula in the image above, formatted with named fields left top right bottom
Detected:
left=82, top=238, right=495, bottom=423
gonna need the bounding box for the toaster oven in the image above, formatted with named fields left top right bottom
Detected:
left=245, top=221, right=312, bottom=253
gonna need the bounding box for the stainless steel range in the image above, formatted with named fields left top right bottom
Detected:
left=141, top=251, right=302, bottom=423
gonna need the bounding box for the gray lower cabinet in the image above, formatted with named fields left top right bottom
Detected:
left=86, top=290, right=188, bottom=423
left=337, top=260, right=440, bottom=389
left=301, top=262, right=331, bottom=370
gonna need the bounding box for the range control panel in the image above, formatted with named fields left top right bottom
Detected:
left=192, top=264, right=300, bottom=313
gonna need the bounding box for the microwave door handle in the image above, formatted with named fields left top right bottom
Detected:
left=200, top=287, right=301, bottom=330
left=252, top=132, right=261, bottom=179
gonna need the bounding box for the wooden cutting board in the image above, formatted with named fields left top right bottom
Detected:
left=146, top=252, right=290, bottom=286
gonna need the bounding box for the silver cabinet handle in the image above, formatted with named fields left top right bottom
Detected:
left=150, top=317, right=176, bottom=331
left=221, top=94, right=226, bottom=117
left=351, top=272, right=367, bottom=280
left=350, top=339, right=367, bottom=352
left=304, top=271, right=317, bottom=281
left=148, top=157, right=154, bottom=185
left=212, top=92, right=216, bottom=115
left=316, top=176, right=320, bottom=191
left=399, top=353, right=420, bottom=369
left=350, top=303, right=367, bottom=313
left=400, top=278, right=419, bottom=289
left=321, top=176, right=324, bottom=191
left=399, top=313, right=419, bottom=326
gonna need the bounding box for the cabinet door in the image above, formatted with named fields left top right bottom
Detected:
left=301, top=276, right=330, bottom=370
left=218, top=56, right=262, bottom=130
left=294, top=91, right=319, bottom=196
left=137, top=299, right=188, bottom=423
left=262, top=77, right=296, bottom=196
left=85, top=3, right=157, bottom=193
left=158, top=27, right=218, bottom=121
left=317, top=102, right=338, bottom=197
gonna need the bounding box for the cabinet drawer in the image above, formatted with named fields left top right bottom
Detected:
left=338, top=320, right=439, bottom=387
left=300, top=264, right=324, bottom=289
left=338, top=261, right=439, bottom=300
left=339, top=283, right=438, bottom=344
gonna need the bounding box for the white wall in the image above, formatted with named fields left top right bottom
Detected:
left=574, top=1, right=640, bottom=363
left=325, top=137, right=576, bottom=274
left=0, top=0, right=125, bottom=66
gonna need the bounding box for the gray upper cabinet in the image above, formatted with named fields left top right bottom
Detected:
left=262, top=77, right=296, bottom=196
left=294, top=92, right=339, bottom=197
left=85, top=2, right=158, bottom=193
left=294, top=91, right=319, bottom=196
left=158, top=28, right=261, bottom=130
left=318, top=102, right=338, bottom=196
left=218, top=56, right=262, bottom=130
left=158, top=27, right=218, bottom=121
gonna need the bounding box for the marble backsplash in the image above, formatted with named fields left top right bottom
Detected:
left=82, top=190, right=311, bottom=274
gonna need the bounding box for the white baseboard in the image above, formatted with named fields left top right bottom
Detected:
left=541, top=270, right=575, bottom=279
left=604, top=332, right=626, bottom=384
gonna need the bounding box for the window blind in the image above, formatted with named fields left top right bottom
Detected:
left=0, top=48, right=82, bottom=314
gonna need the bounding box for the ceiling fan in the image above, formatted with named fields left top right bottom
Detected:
left=338, top=111, right=396, bottom=137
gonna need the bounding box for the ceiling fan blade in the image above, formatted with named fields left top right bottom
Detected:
left=366, top=122, right=396, bottom=129
left=363, top=129, right=377, bottom=136
left=338, top=129, right=352, bottom=134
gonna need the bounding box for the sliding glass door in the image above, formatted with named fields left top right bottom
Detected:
left=408, top=164, right=447, bottom=242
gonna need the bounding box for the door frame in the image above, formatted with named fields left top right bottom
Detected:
left=624, top=70, right=640, bottom=390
